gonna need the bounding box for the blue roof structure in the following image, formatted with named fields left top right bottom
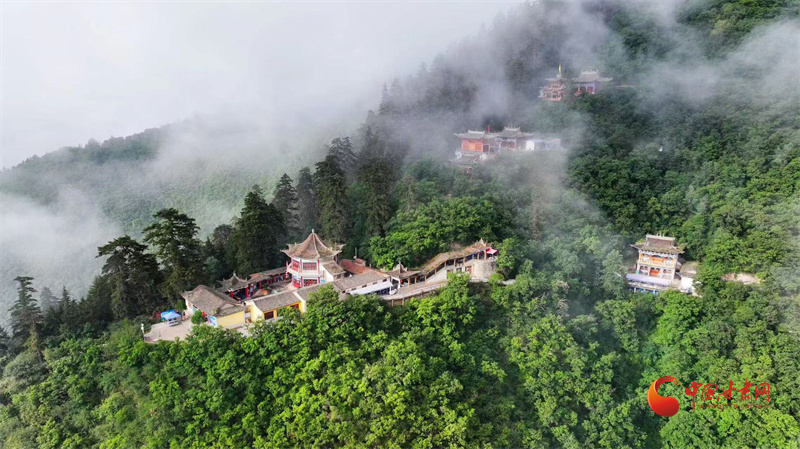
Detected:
left=161, top=310, right=181, bottom=321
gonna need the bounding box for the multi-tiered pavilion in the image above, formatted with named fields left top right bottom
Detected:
left=282, top=230, right=346, bottom=288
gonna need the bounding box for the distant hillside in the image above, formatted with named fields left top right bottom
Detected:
left=0, top=118, right=329, bottom=322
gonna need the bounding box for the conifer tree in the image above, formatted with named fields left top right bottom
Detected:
left=313, top=155, right=350, bottom=243
left=328, top=137, right=357, bottom=182
left=357, top=129, right=398, bottom=237
left=272, top=173, right=299, bottom=240
left=9, top=276, right=42, bottom=343
left=231, top=186, right=286, bottom=275
left=98, top=235, right=164, bottom=319
left=38, top=286, right=58, bottom=313
left=143, top=208, right=205, bottom=299
left=296, top=167, right=318, bottom=236
left=0, top=326, right=9, bottom=357
left=59, top=286, right=74, bottom=308
left=79, top=275, right=114, bottom=328
left=357, top=156, right=396, bottom=238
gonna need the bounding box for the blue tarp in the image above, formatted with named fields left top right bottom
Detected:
left=161, top=310, right=181, bottom=321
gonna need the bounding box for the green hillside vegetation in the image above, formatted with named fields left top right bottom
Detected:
left=1, top=0, right=799, bottom=447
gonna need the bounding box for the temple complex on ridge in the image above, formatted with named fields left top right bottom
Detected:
left=168, top=231, right=499, bottom=336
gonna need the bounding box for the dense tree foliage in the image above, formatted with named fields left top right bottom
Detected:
left=97, top=236, right=164, bottom=320
left=272, top=173, right=299, bottom=240
left=8, top=276, right=42, bottom=347
left=143, top=208, right=206, bottom=300
left=313, top=155, right=350, bottom=243
left=295, top=167, right=318, bottom=237
left=229, top=187, right=286, bottom=276
left=2, top=0, right=799, bottom=447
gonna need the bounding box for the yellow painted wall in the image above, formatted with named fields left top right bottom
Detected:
left=250, top=301, right=303, bottom=321
left=215, top=311, right=245, bottom=329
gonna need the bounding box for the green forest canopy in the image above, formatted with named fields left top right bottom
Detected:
left=1, top=0, right=799, bottom=447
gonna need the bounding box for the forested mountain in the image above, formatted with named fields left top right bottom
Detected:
left=1, top=0, right=799, bottom=447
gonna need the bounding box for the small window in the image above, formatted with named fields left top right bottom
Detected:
left=264, top=310, right=275, bottom=320
left=289, top=303, right=300, bottom=310
left=303, top=262, right=318, bottom=271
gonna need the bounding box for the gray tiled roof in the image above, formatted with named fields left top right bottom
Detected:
left=281, top=231, right=343, bottom=260
left=252, top=291, right=301, bottom=312
left=182, top=286, right=245, bottom=317
left=334, top=271, right=390, bottom=292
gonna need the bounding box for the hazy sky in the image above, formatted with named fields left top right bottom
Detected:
left=1, top=1, right=517, bottom=168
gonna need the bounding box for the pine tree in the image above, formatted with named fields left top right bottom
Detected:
left=357, top=155, right=397, bottom=237
left=143, top=208, right=205, bottom=299
left=359, top=126, right=385, bottom=160
left=60, top=286, right=74, bottom=308
left=39, top=286, right=58, bottom=313
left=0, top=326, right=10, bottom=357
left=98, top=235, right=164, bottom=320
left=328, top=137, right=357, bottom=182
left=231, top=186, right=286, bottom=275
left=9, top=276, right=42, bottom=343
left=314, top=155, right=350, bottom=242
left=296, top=167, right=318, bottom=236
left=78, top=275, right=114, bottom=330
left=203, top=224, right=234, bottom=281
left=272, top=173, right=299, bottom=240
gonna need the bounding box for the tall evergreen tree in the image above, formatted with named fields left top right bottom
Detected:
left=313, top=155, right=350, bottom=242
left=328, top=137, right=357, bottom=181
left=78, top=275, right=114, bottom=331
left=203, top=224, right=234, bottom=282
left=356, top=129, right=399, bottom=237
left=357, top=156, right=397, bottom=237
left=9, top=276, right=42, bottom=343
left=272, top=173, right=299, bottom=240
left=59, top=286, right=74, bottom=308
left=359, top=126, right=384, bottom=160
left=143, top=208, right=205, bottom=299
left=0, top=326, right=9, bottom=357
left=296, top=167, right=318, bottom=236
left=98, top=236, right=164, bottom=320
left=41, top=286, right=77, bottom=338
left=38, top=286, right=58, bottom=313
left=231, top=186, right=286, bottom=275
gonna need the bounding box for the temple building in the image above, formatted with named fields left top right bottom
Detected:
left=183, top=286, right=247, bottom=329
left=455, top=126, right=548, bottom=159
left=282, top=230, right=346, bottom=288
left=572, top=69, right=613, bottom=96
left=220, top=267, right=290, bottom=301
left=492, top=127, right=536, bottom=151
left=626, top=235, right=683, bottom=294
left=540, top=66, right=568, bottom=102
left=455, top=130, right=492, bottom=156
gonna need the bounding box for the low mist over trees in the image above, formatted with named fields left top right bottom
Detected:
left=1, top=0, right=799, bottom=447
